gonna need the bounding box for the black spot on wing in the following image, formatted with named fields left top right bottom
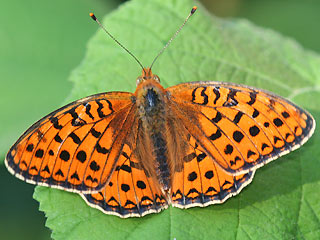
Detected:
left=233, top=112, right=243, bottom=124
left=212, top=111, right=222, bottom=123
left=210, top=129, right=222, bottom=141
left=69, top=132, right=81, bottom=144
left=90, top=128, right=101, bottom=138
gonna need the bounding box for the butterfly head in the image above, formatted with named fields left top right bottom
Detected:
left=136, top=68, right=160, bottom=86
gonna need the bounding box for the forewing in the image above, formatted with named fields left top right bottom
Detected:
left=5, top=92, right=135, bottom=193
left=167, top=82, right=315, bottom=175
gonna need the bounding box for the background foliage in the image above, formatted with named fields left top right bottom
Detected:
left=0, top=0, right=319, bottom=239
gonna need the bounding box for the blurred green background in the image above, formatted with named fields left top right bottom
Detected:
left=0, top=0, right=319, bottom=239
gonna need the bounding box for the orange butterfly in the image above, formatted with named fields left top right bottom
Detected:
left=5, top=7, right=315, bottom=218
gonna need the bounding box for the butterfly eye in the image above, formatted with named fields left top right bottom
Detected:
left=153, top=75, right=160, bottom=82
left=136, top=77, right=143, bottom=86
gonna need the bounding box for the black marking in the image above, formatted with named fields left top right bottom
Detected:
left=21, top=161, right=28, bottom=168
left=223, top=89, right=238, bottom=107
left=209, top=129, right=222, bottom=141
left=213, top=87, right=220, bottom=104
left=200, top=87, right=209, bottom=105
left=172, top=189, right=183, bottom=198
left=247, top=92, right=257, bottom=105
left=282, top=111, right=290, bottom=118
left=137, top=181, right=146, bottom=189
left=109, top=181, right=113, bottom=187
left=68, top=108, right=86, bottom=126
left=96, top=143, right=109, bottom=154
left=141, top=196, right=153, bottom=203
left=50, top=117, right=63, bottom=129
left=186, top=188, right=200, bottom=197
left=90, top=161, right=100, bottom=171
left=60, top=150, right=70, bottom=161
left=91, top=128, right=101, bottom=138
left=233, top=112, right=243, bottom=124
left=285, top=133, right=292, bottom=140
left=222, top=180, right=232, bottom=188
left=69, top=132, right=81, bottom=144
left=252, top=109, right=259, bottom=118
left=30, top=166, right=38, bottom=171
left=205, top=170, right=214, bottom=179
left=41, top=165, right=50, bottom=174
left=96, top=100, right=107, bottom=118
left=294, top=126, right=299, bottom=134
left=192, top=87, right=209, bottom=105
left=264, top=122, right=270, bottom=128
left=274, top=136, right=282, bottom=144
left=122, top=152, right=130, bottom=159
left=269, top=99, right=276, bottom=107
left=86, top=175, right=98, bottom=183
left=197, top=153, right=207, bottom=162
left=247, top=150, right=256, bottom=158
left=26, top=144, right=34, bottom=152
left=273, top=118, right=283, bottom=127
left=107, top=196, right=118, bottom=204
left=54, top=134, right=63, bottom=143
left=183, top=153, right=196, bottom=162
left=84, top=103, right=94, bottom=120
left=233, top=131, right=244, bottom=143
left=231, top=156, right=241, bottom=166
left=224, top=144, right=233, bottom=155
left=212, top=111, right=222, bottom=123
left=261, top=143, right=270, bottom=151
left=35, top=149, right=44, bottom=158
left=119, top=165, right=131, bottom=173
left=249, top=125, right=260, bottom=137
left=205, top=186, right=217, bottom=194
left=76, top=150, right=87, bottom=163
left=70, top=172, right=80, bottom=181
left=124, top=200, right=136, bottom=207
left=121, top=184, right=130, bottom=192
left=55, top=169, right=64, bottom=177
left=188, top=171, right=197, bottom=181
left=48, top=150, right=54, bottom=156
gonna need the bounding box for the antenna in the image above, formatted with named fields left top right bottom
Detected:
left=90, top=6, right=197, bottom=73
left=89, top=13, right=145, bottom=71
left=149, top=6, right=197, bottom=70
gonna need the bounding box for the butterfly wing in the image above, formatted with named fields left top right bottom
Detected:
left=171, top=132, right=255, bottom=207
left=82, top=117, right=168, bottom=217
left=82, top=139, right=168, bottom=217
left=167, top=82, right=315, bottom=175
left=5, top=92, right=138, bottom=193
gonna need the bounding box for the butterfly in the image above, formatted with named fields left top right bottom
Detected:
left=5, top=7, right=315, bottom=218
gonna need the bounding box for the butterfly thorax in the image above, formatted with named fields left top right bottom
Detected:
left=134, top=68, right=171, bottom=192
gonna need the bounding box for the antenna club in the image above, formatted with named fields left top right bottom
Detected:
left=89, top=13, right=97, bottom=21
left=191, top=6, right=197, bottom=14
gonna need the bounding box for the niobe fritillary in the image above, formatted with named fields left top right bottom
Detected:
left=5, top=7, right=315, bottom=218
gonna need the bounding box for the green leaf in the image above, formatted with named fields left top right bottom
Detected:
left=33, top=0, right=320, bottom=239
